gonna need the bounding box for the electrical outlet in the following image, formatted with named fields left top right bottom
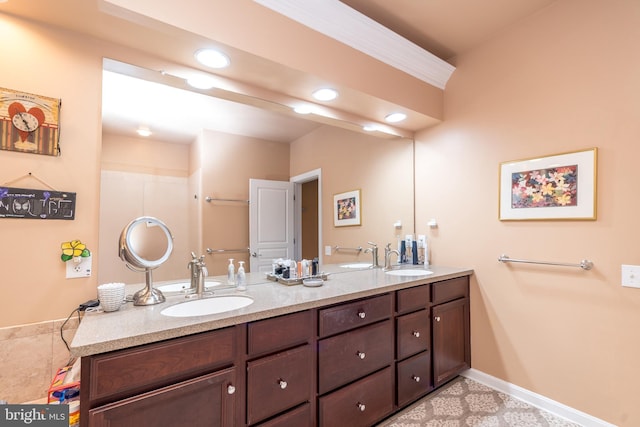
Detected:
left=621, top=264, right=640, bottom=288
left=325, top=246, right=332, bottom=256
left=66, top=255, right=92, bottom=279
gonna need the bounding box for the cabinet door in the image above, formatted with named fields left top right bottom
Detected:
left=88, top=368, right=236, bottom=427
left=432, top=298, right=470, bottom=387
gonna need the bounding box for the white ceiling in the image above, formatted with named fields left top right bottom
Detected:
left=0, top=0, right=558, bottom=144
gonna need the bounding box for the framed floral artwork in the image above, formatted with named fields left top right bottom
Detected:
left=499, top=148, right=597, bottom=221
left=334, top=189, right=361, bottom=226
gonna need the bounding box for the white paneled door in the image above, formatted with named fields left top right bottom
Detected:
left=249, top=179, right=295, bottom=273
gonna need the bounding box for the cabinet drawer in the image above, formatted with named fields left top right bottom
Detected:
left=247, top=345, right=313, bottom=425
left=319, top=366, right=394, bottom=427
left=255, top=403, right=312, bottom=427
left=86, top=328, right=236, bottom=404
left=396, top=284, right=430, bottom=314
left=248, top=310, right=312, bottom=357
left=432, top=276, right=469, bottom=305
left=318, top=293, right=392, bottom=337
left=397, top=352, right=432, bottom=407
left=318, top=320, right=393, bottom=394
left=88, top=367, right=236, bottom=427
left=396, top=309, right=430, bottom=360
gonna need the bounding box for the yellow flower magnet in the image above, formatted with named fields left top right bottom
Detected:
left=61, top=240, right=91, bottom=262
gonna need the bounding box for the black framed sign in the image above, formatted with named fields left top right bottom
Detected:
left=0, top=186, right=75, bottom=219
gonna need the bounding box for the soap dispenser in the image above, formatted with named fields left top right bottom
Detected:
left=237, top=261, right=246, bottom=291
left=227, top=259, right=235, bottom=285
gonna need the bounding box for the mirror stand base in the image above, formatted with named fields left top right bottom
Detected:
left=133, top=286, right=166, bottom=305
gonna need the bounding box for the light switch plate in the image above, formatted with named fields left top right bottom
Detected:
left=621, top=264, right=640, bottom=288
left=325, top=246, right=332, bottom=256
left=66, top=255, right=92, bottom=279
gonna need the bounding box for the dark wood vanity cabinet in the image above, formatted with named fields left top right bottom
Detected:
left=245, top=310, right=314, bottom=426
left=317, top=294, right=394, bottom=426
left=80, top=327, right=238, bottom=427
left=432, top=277, right=471, bottom=388
left=80, top=274, right=470, bottom=427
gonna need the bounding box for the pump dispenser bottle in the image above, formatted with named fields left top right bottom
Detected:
left=227, top=259, right=235, bottom=285
left=237, top=261, right=246, bottom=291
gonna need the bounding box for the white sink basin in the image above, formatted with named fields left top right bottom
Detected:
left=157, top=281, right=222, bottom=294
left=385, top=269, right=434, bottom=277
left=341, top=263, right=372, bottom=269
left=161, top=295, right=254, bottom=317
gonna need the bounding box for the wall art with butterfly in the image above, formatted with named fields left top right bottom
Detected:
left=0, top=187, right=75, bottom=220
left=0, top=87, right=61, bottom=156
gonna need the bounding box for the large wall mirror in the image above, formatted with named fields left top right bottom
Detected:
left=98, top=60, right=415, bottom=286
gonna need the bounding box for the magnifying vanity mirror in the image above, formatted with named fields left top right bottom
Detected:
left=119, top=216, right=174, bottom=305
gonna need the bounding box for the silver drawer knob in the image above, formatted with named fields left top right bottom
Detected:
left=412, top=331, right=420, bottom=338
left=278, top=379, right=288, bottom=389
left=357, top=310, right=366, bottom=319
left=357, top=402, right=366, bottom=412
left=227, top=385, right=236, bottom=395
left=412, top=375, right=421, bottom=383
left=356, top=351, right=366, bottom=359
left=435, top=316, right=441, bottom=322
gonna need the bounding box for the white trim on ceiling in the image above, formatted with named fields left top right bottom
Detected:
left=253, top=0, right=456, bottom=90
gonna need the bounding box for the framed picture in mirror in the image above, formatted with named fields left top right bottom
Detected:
left=334, top=189, right=361, bottom=227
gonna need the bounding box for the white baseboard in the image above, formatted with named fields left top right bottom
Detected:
left=460, top=369, right=617, bottom=427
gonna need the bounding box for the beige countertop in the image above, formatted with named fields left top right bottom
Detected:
left=70, top=264, right=473, bottom=357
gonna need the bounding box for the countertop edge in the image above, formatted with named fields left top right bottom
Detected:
left=71, top=267, right=473, bottom=357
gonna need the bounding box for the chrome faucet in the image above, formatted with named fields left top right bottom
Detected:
left=188, top=252, right=208, bottom=298
left=364, top=241, right=379, bottom=268
left=384, top=243, right=400, bottom=270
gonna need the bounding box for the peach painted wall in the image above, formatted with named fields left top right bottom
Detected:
left=0, top=14, right=102, bottom=327
left=197, top=129, right=290, bottom=275
left=290, top=126, right=415, bottom=265
left=414, top=0, right=640, bottom=425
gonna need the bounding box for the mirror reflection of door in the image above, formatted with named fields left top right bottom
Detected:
left=249, top=179, right=295, bottom=272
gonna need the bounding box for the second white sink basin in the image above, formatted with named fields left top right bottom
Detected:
left=161, top=295, right=254, bottom=317
left=341, top=263, right=372, bottom=269
left=385, top=269, right=434, bottom=277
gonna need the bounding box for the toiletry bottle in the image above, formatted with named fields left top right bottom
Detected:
left=227, top=259, right=235, bottom=285
left=400, top=240, right=406, bottom=263
left=424, top=238, right=430, bottom=268
left=412, top=240, right=418, bottom=265
left=237, top=261, right=246, bottom=291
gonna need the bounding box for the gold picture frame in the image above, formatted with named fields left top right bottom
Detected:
left=499, top=148, right=597, bottom=221
left=0, top=87, right=61, bottom=156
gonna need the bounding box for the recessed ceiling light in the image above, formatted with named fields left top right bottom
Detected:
left=136, top=127, right=152, bottom=137
left=384, top=112, right=407, bottom=123
left=293, top=105, right=313, bottom=114
left=194, top=49, right=230, bottom=68
left=186, top=75, right=217, bottom=90
left=312, top=88, right=338, bottom=101
left=363, top=124, right=378, bottom=132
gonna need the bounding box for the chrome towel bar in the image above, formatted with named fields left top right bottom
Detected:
left=498, top=254, right=593, bottom=270
left=334, top=246, right=363, bottom=252
left=206, top=247, right=250, bottom=254
left=205, top=196, right=249, bottom=204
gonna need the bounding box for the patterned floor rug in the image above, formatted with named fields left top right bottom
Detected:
left=376, top=376, right=581, bottom=427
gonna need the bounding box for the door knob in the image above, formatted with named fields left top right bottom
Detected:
left=251, top=252, right=257, bottom=257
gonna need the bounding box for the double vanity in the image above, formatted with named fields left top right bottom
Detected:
left=72, top=265, right=472, bottom=427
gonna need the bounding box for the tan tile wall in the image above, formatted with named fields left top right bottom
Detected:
left=0, top=316, right=79, bottom=403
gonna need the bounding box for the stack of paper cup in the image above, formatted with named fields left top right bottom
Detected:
left=97, top=283, right=126, bottom=312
